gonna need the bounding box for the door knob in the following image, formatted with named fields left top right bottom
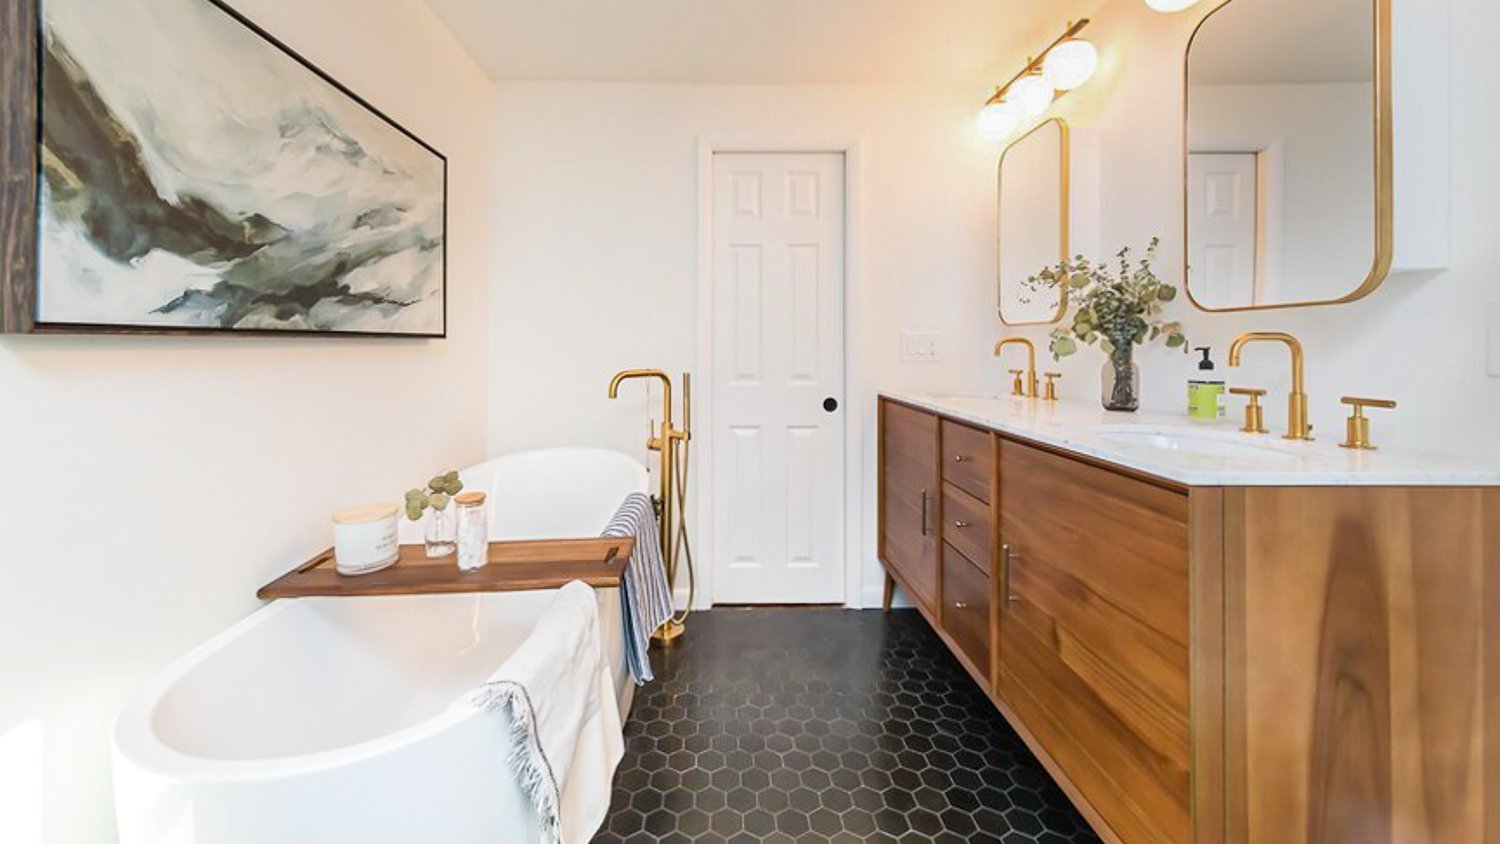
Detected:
left=823, top=397, right=839, bottom=412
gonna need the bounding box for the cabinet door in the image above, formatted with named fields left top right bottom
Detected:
left=999, top=439, right=1192, bottom=844
left=879, top=400, right=939, bottom=611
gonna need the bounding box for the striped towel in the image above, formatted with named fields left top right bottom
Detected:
left=603, top=493, right=674, bottom=684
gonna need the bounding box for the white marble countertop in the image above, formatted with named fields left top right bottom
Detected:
left=882, top=390, right=1500, bottom=488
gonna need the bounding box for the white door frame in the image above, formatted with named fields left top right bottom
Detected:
left=693, top=136, right=864, bottom=610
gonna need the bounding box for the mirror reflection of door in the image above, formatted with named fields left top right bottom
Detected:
left=1186, top=0, right=1383, bottom=310
left=998, top=119, right=1068, bottom=325
left=1188, top=152, right=1260, bottom=306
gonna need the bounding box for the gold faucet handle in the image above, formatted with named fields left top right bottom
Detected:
left=1043, top=372, right=1062, bottom=402
left=1230, top=387, right=1270, bottom=434
left=1341, top=396, right=1398, bottom=411
left=1008, top=369, right=1026, bottom=397
left=1339, top=396, right=1397, bottom=450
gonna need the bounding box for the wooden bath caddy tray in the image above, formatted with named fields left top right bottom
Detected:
left=257, top=537, right=634, bottom=600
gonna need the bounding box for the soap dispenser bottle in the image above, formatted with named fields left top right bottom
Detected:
left=1188, top=347, right=1227, bottom=423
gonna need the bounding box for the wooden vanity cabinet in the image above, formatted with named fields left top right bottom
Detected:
left=875, top=397, right=1500, bottom=844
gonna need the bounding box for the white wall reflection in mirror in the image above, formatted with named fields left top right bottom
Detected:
left=998, top=118, right=1069, bottom=325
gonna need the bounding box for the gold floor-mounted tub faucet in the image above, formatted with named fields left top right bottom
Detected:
left=995, top=338, right=1040, bottom=398
left=1228, top=332, right=1313, bottom=440
left=608, top=369, right=694, bottom=645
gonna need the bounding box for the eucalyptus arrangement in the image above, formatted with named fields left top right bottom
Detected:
left=406, top=470, right=464, bottom=556
left=1024, top=238, right=1188, bottom=411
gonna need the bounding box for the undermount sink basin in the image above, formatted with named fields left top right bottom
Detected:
left=1090, top=426, right=1304, bottom=462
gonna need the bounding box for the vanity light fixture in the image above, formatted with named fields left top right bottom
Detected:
left=1144, top=0, right=1204, bottom=11
left=977, top=19, right=1092, bottom=143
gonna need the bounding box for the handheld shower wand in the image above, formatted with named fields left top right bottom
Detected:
left=608, top=369, right=695, bottom=644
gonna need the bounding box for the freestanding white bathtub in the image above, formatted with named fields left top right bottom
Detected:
left=113, top=448, right=649, bottom=844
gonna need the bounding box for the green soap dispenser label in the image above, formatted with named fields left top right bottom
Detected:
left=1189, top=382, right=1226, bottom=421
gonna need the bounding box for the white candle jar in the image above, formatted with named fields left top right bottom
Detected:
left=332, top=504, right=400, bottom=576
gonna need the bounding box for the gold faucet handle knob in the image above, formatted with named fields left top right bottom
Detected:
left=1341, top=396, right=1398, bottom=412
left=1339, top=397, right=1395, bottom=451
left=1231, top=387, right=1270, bottom=434
left=1043, top=372, right=1062, bottom=402
left=1008, top=369, right=1026, bottom=396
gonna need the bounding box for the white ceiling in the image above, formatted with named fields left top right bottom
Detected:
left=423, top=0, right=1099, bottom=85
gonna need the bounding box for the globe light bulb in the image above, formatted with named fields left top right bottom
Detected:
left=1144, top=0, right=1203, bottom=11
left=1008, top=74, right=1055, bottom=118
left=1043, top=39, right=1098, bottom=91
left=976, top=100, right=1022, bottom=143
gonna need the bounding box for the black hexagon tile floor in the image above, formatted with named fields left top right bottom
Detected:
left=592, top=608, right=1102, bottom=844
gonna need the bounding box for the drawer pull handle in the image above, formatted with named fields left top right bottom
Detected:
left=920, top=489, right=930, bottom=536
left=954, top=601, right=969, bottom=610
left=954, top=520, right=970, bottom=529
left=953, top=454, right=969, bottom=463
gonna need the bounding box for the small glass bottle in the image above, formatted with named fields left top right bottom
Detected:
left=424, top=504, right=457, bottom=558
left=455, top=491, right=489, bottom=572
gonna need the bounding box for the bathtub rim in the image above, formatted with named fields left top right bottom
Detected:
left=112, top=590, right=590, bottom=783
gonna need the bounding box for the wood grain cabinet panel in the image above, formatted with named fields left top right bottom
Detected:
left=1224, top=486, right=1500, bottom=844
left=941, top=419, right=993, bottom=503
left=999, top=439, right=1192, bottom=844
left=879, top=400, right=940, bottom=612
left=942, top=542, right=992, bottom=681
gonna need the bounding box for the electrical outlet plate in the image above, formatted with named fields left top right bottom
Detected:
left=900, top=332, right=941, bottom=363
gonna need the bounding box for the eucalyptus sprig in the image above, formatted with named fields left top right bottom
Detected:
left=1024, top=237, right=1188, bottom=360
left=404, top=470, right=464, bottom=521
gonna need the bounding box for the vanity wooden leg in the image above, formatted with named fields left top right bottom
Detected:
left=882, top=572, right=895, bottom=613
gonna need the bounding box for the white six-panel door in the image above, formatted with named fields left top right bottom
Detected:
left=710, top=152, right=845, bottom=605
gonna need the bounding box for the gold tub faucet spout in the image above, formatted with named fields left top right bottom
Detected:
left=994, top=338, right=1040, bottom=398
left=1228, top=332, right=1312, bottom=440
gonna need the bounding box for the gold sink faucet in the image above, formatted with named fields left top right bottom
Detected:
left=1228, top=332, right=1312, bottom=440
left=994, top=338, right=1039, bottom=398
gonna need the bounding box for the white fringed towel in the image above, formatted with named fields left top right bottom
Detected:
left=472, top=581, right=624, bottom=844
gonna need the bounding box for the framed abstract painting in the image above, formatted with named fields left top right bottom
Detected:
left=0, top=0, right=446, bottom=336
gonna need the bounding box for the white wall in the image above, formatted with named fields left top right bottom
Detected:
left=993, top=0, right=1497, bottom=462
left=488, top=82, right=1008, bottom=607
left=0, top=2, right=496, bottom=841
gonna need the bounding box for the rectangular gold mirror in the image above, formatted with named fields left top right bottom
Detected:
left=1184, top=0, right=1392, bottom=311
left=998, top=118, right=1069, bottom=326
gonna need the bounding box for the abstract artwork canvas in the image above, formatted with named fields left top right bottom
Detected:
left=32, top=0, right=446, bottom=335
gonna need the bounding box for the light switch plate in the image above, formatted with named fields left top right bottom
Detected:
left=1489, top=302, right=1500, bottom=377
left=900, top=332, right=941, bottom=363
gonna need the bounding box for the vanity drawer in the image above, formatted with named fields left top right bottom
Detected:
left=941, top=420, right=992, bottom=503
left=942, top=542, right=992, bottom=680
left=942, top=482, right=992, bottom=568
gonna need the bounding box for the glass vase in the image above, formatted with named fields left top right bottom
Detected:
left=1101, top=346, right=1141, bottom=412
left=424, top=505, right=457, bottom=558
